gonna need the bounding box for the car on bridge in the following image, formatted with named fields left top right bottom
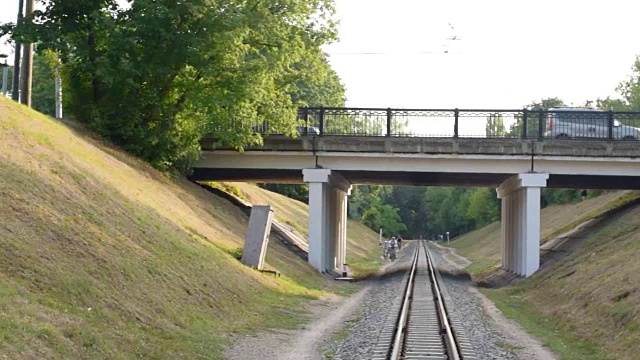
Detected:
left=545, top=107, right=640, bottom=140
left=295, top=125, right=320, bottom=136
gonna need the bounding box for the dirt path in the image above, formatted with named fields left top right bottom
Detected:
left=430, top=242, right=471, bottom=268
left=224, top=286, right=369, bottom=360
left=470, top=287, right=556, bottom=360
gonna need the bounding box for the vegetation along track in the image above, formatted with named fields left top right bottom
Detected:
left=373, top=241, right=477, bottom=359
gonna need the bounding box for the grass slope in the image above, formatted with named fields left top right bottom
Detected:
left=448, top=191, right=640, bottom=275
left=0, top=97, right=380, bottom=358
left=445, top=191, right=640, bottom=359
left=217, top=182, right=385, bottom=277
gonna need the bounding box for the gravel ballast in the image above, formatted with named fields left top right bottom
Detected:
left=322, top=245, right=415, bottom=359
left=323, top=241, right=523, bottom=359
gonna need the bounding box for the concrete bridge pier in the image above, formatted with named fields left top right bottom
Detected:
left=497, top=173, right=549, bottom=277
left=303, top=169, right=351, bottom=273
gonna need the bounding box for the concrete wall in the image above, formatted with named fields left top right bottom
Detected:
left=201, top=135, right=640, bottom=158
left=193, top=145, right=640, bottom=189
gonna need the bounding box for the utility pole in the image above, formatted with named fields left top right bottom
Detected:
left=11, top=0, right=24, bottom=101
left=20, top=0, right=34, bottom=107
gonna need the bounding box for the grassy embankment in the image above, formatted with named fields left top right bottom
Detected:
left=221, top=182, right=385, bottom=277
left=448, top=191, right=640, bottom=275
left=0, top=97, right=382, bottom=359
left=446, top=191, right=640, bottom=359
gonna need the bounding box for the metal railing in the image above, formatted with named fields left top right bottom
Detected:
left=289, top=107, right=640, bottom=141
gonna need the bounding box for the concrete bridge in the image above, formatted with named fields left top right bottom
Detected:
left=192, top=108, right=640, bottom=277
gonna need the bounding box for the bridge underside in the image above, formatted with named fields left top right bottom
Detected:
left=193, top=136, right=640, bottom=277
left=190, top=168, right=640, bottom=190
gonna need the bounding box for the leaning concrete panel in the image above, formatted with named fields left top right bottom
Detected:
left=241, top=205, right=274, bottom=270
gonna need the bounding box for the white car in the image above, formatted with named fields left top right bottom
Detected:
left=296, top=125, right=320, bottom=136
left=545, top=107, right=640, bottom=140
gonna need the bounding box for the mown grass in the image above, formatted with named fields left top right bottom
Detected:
left=543, top=190, right=640, bottom=242
left=226, top=182, right=386, bottom=277
left=0, top=97, right=383, bottom=358
left=447, top=191, right=640, bottom=276
left=446, top=187, right=640, bottom=359
left=483, top=287, right=611, bottom=360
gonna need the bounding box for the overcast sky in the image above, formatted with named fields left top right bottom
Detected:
left=323, top=0, right=640, bottom=109
left=2, top=0, right=639, bottom=109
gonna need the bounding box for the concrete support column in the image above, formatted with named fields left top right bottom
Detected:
left=340, top=191, right=348, bottom=270
left=332, top=187, right=349, bottom=272
left=515, top=190, right=524, bottom=275
left=303, top=169, right=351, bottom=273
left=522, top=186, right=542, bottom=276
left=497, top=173, right=548, bottom=277
left=307, top=181, right=328, bottom=271
left=501, top=193, right=511, bottom=272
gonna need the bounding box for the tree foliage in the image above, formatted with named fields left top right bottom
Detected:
left=508, top=97, right=566, bottom=137
left=1, top=50, right=60, bottom=117
left=259, top=183, right=309, bottom=203
left=598, top=55, right=640, bottom=111
left=344, top=183, right=598, bottom=240
left=485, top=113, right=506, bottom=137
left=348, top=185, right=406, bottom=237
left=5, top=0, right=342, bottom=170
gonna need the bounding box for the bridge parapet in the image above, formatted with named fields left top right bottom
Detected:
left=201, top=136, right=640, bottom=158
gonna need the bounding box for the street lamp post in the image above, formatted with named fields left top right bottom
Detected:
left=0, top=54, right=8, bottom=96
left=54, top=65, right=62, bottom=119
left=446, top=231, right=450, bottom=244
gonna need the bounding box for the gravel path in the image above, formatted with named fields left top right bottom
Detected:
left=224, top=291, right=367, bottom=360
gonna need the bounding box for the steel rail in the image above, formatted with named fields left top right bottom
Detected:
left=389, top=243, right=419, bottom=360
left=423, top=241, right=461, bottom=360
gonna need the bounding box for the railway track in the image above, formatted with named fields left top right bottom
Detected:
left=372, top=240, right=477, bottom=360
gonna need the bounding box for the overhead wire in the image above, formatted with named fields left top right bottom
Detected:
left=327, top=50, right=462, bottom=56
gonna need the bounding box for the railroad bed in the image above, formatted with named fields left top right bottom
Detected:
left=372, top=241, right=478, bottom=360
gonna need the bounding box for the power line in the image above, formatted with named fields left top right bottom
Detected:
left=327, top=51, right=462, bottom=56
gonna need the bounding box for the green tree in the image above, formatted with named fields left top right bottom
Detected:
left=361, top=202, right=406, bottom=237
left=259, top=183, right=309, bottom=203
left=467, top=188, right=500, bottom=228
left=31, top=50, right=60, bottom=117
left=616, top=56, right=640, bottom=111
left=347, top=185, right=406, bottom=236
left=485, top=113, right=506, bottom=137
left=288, top=56, right=345, bottom=108
left=596, top=98, right=628, bottom=111
left=7, top=0, right=340, bottom=170
left=0, top=50, right=58, bottom=116
left=508, top=97, right=565, bottom=137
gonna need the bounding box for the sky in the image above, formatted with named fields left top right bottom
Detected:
left=322, top=0, right=640, bottom=109
left=2, top=0, right=639, bottom=111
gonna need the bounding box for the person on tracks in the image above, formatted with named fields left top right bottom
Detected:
left=396, top=235, right=403, bottom=250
